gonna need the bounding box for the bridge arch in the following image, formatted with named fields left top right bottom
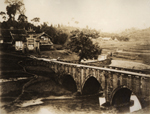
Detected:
left=60, top=74, right=77, bottom=93
left=110, top=86, right=138, bottom=106
left=82, top=76, right=102, bottom=95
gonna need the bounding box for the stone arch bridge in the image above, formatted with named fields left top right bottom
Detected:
left=25, top=56, right=150, bottom=107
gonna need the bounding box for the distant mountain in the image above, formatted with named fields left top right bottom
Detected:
left=119, top=27, right=150, bottom=40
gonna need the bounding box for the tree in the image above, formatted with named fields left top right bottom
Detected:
left=31, top=17, right=40, bottom=26
left=5, top=0, right=25, bottom=21
left=17, top=14, right=28, bottom=29
left=17, top=14, right=27, bottom=22
left=40, top=22, right=49, bottom=31
left=68, top=30, right=102, bottom=63
left=54, top=30, right=68, bottom=44
left=0, top=11, right=7, bottom=21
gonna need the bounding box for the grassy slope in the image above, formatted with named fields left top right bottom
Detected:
left=92, top=37, right=150, bottom=65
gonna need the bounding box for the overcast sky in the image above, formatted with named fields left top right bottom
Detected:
left=0, top=0, right=150, bottom=32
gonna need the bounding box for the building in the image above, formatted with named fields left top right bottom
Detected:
left=1, top=29, right=13, bottom=44
left=36, top=32, right=53, bottom=49
left=101, top=37, right=112, bottom=41
left=1, top=28, right=53, bottom=51
left=10, top=29, right=27, bottom=51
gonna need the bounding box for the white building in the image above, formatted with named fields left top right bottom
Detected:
left=101, top=37, right=112, bottom=41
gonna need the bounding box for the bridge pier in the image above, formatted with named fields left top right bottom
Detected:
left=75, top=66, right=82, bottom=94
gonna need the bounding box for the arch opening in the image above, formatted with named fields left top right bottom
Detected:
left=61, top=75, right=77, bottom=93
left=111, top=87, right=142, bottom=113
left=112, top=88, right=132, bottom=106
left=82, top=77, right=102, bottom=95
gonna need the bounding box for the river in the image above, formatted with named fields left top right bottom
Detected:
left=1, top=93, right=142, bottom=114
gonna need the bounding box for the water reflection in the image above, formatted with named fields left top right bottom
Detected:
left=6, top=94, right=142, bottom=114
left=130, top=95, right=142, bottom=112
left=0, top=77, right=28, bottom=83
left=36, top=97, right=101, bottom=114
left=38, top=108, right=56, bottom=114
left=13, top=96, right=103, bottom=114
left=99, top=97, right=106, bottom=106
left=18, top=98, right=43, bottom=107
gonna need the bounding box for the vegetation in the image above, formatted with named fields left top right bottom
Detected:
left=100, top=27, right=150, bottom=41
left=112, top=36, right=129, bottom=41
left=82, top=28, right=100, bottom=38
left=120, top=27, right=150, bottom=40
left=67, top=30, right=102, bottom=62
left=0, top=0, right=29, bottom=29
left=5, top=0, right=25, bottom=19
left=31, top=17, right=40, bottom=26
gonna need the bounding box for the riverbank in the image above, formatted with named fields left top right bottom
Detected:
left=1, top=65, right=74, bottom=112
left=0, top=50, right=74, bottom=114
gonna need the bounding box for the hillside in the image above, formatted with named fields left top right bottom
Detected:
left=119, top=27, right=150, bottom=41
left=100, top=27, right=150, bottom=42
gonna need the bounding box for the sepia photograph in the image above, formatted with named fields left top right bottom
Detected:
left=0, top=0, right=150, bottom=114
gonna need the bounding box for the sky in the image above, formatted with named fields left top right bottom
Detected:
left=0, top=0, right=150, bottom=32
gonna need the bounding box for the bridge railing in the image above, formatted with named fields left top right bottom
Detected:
left=27, top=56, right=150, bottom=78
